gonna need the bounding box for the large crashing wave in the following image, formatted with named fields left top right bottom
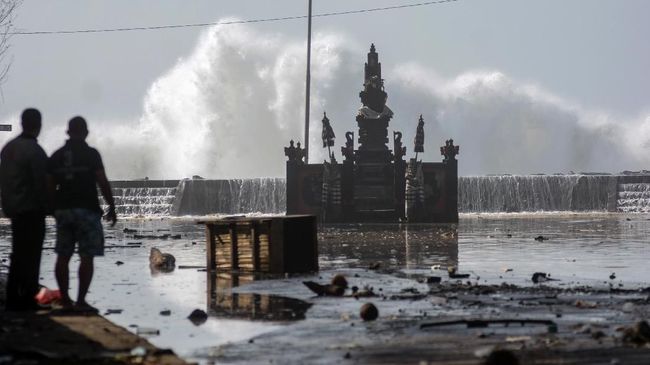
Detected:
left=5, top=21, right=649, bottom=179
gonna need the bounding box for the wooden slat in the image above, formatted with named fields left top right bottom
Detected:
left=230, top=223, right=238, bottom=271
left=251, top=221, right=260, bottom=271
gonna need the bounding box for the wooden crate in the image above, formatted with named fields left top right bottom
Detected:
left=200, top=215, right=318, bottom=274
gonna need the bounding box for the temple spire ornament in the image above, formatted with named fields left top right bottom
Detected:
left=321, top=111, right=335, bottom=158
left=414, top=115, right=425, bottom=160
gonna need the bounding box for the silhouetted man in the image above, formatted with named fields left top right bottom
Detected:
left=48, top=116, right=116, bottom=312
left=0, top=108, right=48, bottom=311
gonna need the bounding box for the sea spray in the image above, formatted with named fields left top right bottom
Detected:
left=3, top=20, right=649, bottom=179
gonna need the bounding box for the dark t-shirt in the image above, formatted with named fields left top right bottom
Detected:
left=48, top=140, right=104, bottom=213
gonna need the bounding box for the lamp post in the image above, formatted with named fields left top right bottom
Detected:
left=303, top=0, right=312, bottom=163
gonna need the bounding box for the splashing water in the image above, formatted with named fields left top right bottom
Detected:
left=2, top=20, right=649, bottom=179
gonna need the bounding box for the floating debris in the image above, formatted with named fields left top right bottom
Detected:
left=623, top=320, right=650, bottom=345
left=303, top=281, right=345, bottom=296
left=360, top=303, right=378, bottom=321
left=149, top=248, right=176, bottom=273
left=188, top=309, right=208, bottom=326
left=368, top=262, right=381, bottom=270
left=484, top=349, right=520, bottom=365
left=531, top=272, right=558, bottom=283
left=331, top=274, right=348, bottom=288
left=136, top=327, right=160, bottom=336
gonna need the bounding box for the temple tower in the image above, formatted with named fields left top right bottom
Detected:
left=353, top=44, right=396, bottom=220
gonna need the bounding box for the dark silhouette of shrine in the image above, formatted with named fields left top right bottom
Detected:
left=285, top=44, right=459, bottom=223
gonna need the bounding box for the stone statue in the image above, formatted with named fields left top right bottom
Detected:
left=440, top=138, right=459, bottom=162
left=341, top=131, right=354, bottom=162
left=284, top=140, right=305, bottom=164
left=393, top=131, right=406, bottom=162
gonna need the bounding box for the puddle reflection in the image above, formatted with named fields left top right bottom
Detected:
left=319, top=224, right=458, bottom=271
left=208, top=273, right=312, bottom=321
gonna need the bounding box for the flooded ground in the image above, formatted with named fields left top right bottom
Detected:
left=1, top=213, right=649, bottom=364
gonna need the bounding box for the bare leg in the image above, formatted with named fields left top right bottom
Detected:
left=76, top=255, right=94, bottom=306
left=55, top=255, right=73, bottom=308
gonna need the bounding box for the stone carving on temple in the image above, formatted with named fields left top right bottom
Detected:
left=393, top=131, right=406, bottom=162
left=440, top=139, right=459, bottom=162
left=341, top=131, right=354, bottom=162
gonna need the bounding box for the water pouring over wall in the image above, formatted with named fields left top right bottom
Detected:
left=105, top=174, right=650, bottom=216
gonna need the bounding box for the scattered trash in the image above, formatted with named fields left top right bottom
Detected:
left=123, top=228, right=137, bottom=233
left=368, top=262, right=381, bottom=270
left=609, top=272, right=616, bottom=280
left=421, top=319, right=557, bottom=333
left=484, top=349, right=520, bottom=365
left=426, top=276, right=442, bottom=284
left=531, top=272, right=558, bottom=283
left=115, top=261, right=124, bottom=266
left=170, top=234, right=182, bottom=239
left=360, top=303, right=378, bottom=321
left=449, top=272, right=470, bottom=279
left=188, top=309, right=208, bottom=326
left=136, top=327, right=160, bottom=336
left=149, top=248, right=176, bottom=272
left=534, top=235, right=548, bottom=241
left=505, top=335, right=531, bottom=342
left=352, top=286, right=376, bottom=298
left=591, top=330, right=606, bottom=340
left=502, top=267, right=513, bottom=273
left=35, top=287, right=61, bottom=305
left=159, top=309, right=171, bottom=316
left=623, top=320, right=650, bottom=345
left=401, top=287, right=420, bottom=294
left=331, top=274, right=348, bottom=288
left=303, top=281, right=345, bottom=296
left=447, top=266, right=471, bottom=279
left=104, top=309, right=123, bottom=315
left=575, top=300, right=598, bottom=309
left=622, top=302, right=635, bottom=313
left=130, top=346, right=147, bottom=357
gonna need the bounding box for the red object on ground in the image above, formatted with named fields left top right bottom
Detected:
left=35, top=287, right=62, bottom=305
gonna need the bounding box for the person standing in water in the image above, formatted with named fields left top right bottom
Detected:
left=0, top=108, right=48, bottom=311
left=48, top=116, right=116, bottom=312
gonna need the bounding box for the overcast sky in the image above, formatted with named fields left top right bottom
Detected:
left=0, top=0, right=649, bottom=177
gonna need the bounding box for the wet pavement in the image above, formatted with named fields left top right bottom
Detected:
left=1, top=213, right=649, bottom=364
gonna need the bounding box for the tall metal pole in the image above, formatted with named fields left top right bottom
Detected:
left=304, top=0, right=312, bottom=163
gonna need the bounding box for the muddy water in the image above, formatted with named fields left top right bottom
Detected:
left=0, top=213, right=649, bottom=363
